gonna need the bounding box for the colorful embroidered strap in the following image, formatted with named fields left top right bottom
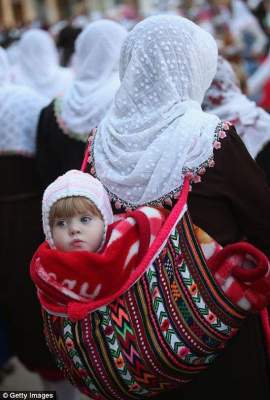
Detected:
left=42, top=209, right=247, bottom=399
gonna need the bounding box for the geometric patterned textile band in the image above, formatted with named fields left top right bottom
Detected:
left=42, top=211, right=247, bottom=399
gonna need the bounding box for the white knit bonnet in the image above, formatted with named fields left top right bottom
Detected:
left=42, top=170, right=113, bottom=248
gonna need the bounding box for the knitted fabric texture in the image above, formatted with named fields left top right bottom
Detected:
left=42, top=170, right=113, bottom=248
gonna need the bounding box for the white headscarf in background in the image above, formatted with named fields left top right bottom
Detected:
left=0, top=85, right=47, bottom=156
left=231, top=0, right=267, bottom=54
left=93, top=15, right=220, bottom=206
left=0, top=51, right=48, bottom=157
left=13, top=29, right=73, bottom=100
left=0, top=47, right=11, bottom=84
left=60, top=19, right=128, bottom=137
left=203, top=56, right=270, bottom=159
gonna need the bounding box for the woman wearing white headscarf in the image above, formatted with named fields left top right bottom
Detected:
left=85, top=15, right=270, bottom=399
left=203, top=56, right=270, bottom=160
left=36, top=19, right=127, bottom=192
left=0, top=50, right=79, bottom=400
left=13, top=29, right=73, bottom=100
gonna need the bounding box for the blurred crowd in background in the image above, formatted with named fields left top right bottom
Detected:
left=0, top=0, right=270, bottom=400
left=0, top=0, right=270, bottom=110
left=0, top=1, right=270, bottom=397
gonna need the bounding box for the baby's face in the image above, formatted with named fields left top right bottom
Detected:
left=52, top=212, right=104, bottom=252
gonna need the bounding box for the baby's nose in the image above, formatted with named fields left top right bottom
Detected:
left=69, top=222, right=81, bottom=235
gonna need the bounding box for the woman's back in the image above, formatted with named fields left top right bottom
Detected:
left=86, top=15, right=270, bottom=399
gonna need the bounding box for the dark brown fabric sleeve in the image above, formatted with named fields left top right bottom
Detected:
left=188, top=126, right=270, bottom=258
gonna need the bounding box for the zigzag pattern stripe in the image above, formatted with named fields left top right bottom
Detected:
left=111, top=298, right=165, bottom=390
left=99, top=307, right=149, bottom=396
left=63, top=321, right=101, bottom=396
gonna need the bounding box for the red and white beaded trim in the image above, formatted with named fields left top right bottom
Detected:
left=182, top=121, right=231, bottom=184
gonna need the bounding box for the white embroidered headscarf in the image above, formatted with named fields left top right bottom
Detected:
left=13, top=29, right=72, bottom=100
left=93, top=15, right=220, bottom=206
left=203, top=56, right=270, bottom=159
left=60, top=20, right=128, bottom=138
left=0, top=85, right=48, bottom=156
left=0, top=47, right=11, bottom=84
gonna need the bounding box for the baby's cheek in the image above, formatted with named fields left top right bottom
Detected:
left=53, top=229, right=67, bottom=251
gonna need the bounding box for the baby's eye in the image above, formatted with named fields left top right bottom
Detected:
left=55, top=219, right=67, bottom=227
left=80, top=216, right=92, bottom=224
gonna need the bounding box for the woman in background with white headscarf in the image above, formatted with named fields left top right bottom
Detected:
left=203, top=56, right=270, bottom=160
left=12, top=29, right=73, bottom=101
left=36, top=19, right=127, bottom=192
left=85, top=15, right=270, bottom=400
left=0, top=46, right=79, bottom=400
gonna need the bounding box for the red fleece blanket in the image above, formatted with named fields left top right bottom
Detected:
left=31, top=202, right=270, bottom=321
left=30, top=206, right=166, bottom=320
left=208, top=242, right=270, bottom=312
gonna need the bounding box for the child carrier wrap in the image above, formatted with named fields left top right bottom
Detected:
left=32, top=178, right=270, bottom=399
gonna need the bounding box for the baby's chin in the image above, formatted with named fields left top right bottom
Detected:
left=69, top=247, right=88, bottom=252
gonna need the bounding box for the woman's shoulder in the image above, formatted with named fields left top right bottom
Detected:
left=37, top=99, right=63, bottom=142
left=190, top=120, right=266, bottom=196
left=210, top=122, right=256, bottom=172
left=38, top=99, right=56, bottom=127
left=39, top=97, right=70, bottom=135
left=52, top=97, right=90, bottom=142
left=39, top=99, right=55, bottom=116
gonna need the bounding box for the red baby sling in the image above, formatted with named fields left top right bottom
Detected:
left=31, top=175, right=270, bottom=399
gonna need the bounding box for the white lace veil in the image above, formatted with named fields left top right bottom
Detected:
left=93, top=15, right=220, bottom=206
left=203, top=56, right=270, bottom=158
left=60, top=20, right=128, bottom=136
left=13, top=29, right=72, bottom=100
